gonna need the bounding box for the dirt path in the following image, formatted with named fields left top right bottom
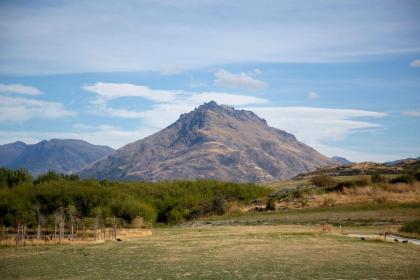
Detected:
left=347, top=233, right=420, bottom=245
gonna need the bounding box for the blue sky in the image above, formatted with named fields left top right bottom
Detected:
left=0, top=0, right=419, bottom=162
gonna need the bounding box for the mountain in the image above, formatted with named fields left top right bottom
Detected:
left=332, top=156, right=352, bottom=165
left=0, top=139, right=114, bottom=176
left=0, top=141, right=27, bottom=166
left=385, top=157, right=420, bottom=166
left=80, top=101, right=336, bottom=182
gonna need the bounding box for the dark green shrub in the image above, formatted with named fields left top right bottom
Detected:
left=390, top=174, right=415, bottom=184
left=266, top=198, right=276, bottom=210
left=0, top=168, right=32, bottom=188
left=34, top=171, right=79, bottom=185
left=0, top=168, right=271, bottom=226
left=212, top=196, right=228, bottom=215
left=326, top=178, right=369, bottom=192
left=310, top=174, right=335, bottom=188
left=371, top=172, right=385, bottom=183
left=413, top=171, right=420, bottom=181
left=399, top=219, right=420, bottom=234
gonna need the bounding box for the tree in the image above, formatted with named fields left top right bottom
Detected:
left=266, top=198, right=276, bottom=211
left=67, top=204, right=77, bottom=241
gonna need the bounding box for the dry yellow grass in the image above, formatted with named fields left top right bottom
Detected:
left=277, top=182, right=420, bottom=209
left=0, top=228, right=152, bottom=247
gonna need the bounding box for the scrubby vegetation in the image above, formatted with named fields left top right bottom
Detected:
left=399, top=219, right=420, bottom=234
left=269, top=170, right=420, bottom=211
left=0, top=168, right=271, bottom=232
left=390, top=174, right=416, bottom=184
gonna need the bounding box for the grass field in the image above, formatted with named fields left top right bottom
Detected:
left=1, top=225, right=419, bottom=279
left=200, top=202, right=420, bottom=226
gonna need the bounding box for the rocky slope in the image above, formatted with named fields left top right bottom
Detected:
left=81, top=101, right=336, bottom=182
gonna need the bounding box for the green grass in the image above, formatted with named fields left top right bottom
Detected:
left=201, top=202, right=420, bottom=226
left=1, top=225, right=419, bottom=279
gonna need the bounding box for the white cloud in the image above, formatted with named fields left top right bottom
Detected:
left=83, top=82, right=178, bottom=103
left=402, top=109, right=420, bottom=117
left=189, top=92, right=267, bottom=106
left=0, top=95, right=76, bottom=123
left=214, top=69, right=268, bottom=90
left=308, top=91, right=320, bottom=99
left=410, top=59, right=420, bottom=67
left=83, top=82, right=268, bottom=121
left=250, top=69, right=262, bottom=76
left=245, top=106, right=386, bottom=148
left=159, top=65, right=184, bottom=75
left=313, top=144, right=409, bottom=163
left=1, top=1, right=420, bottom=74
left=82, top=82, right=386, bottom=159
left=0, top=83, right=42, bottom=96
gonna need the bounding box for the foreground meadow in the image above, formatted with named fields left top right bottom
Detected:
left=1, top=225, right=419, bottom=280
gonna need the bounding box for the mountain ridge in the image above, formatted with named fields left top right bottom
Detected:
left=0, top=139, right=114, bottom=175
left=80, top=101, right=337, bottom=182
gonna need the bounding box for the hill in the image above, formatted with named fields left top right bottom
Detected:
left=331, top=156, right=352, bottom=165
left=0, top=141, right=27, bottom=166
left=81, top=101, right=336, bottom=182
left=294, top=158, right=420, bottom=179
left=0, top=139, right=114, bottom=175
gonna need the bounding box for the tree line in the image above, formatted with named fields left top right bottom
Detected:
left=0, top=168, right=270, bottom=232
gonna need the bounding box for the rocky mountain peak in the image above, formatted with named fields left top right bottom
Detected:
left=178, top=101, right=267, bottom=127
left=80, top=102, right=336, bottom=182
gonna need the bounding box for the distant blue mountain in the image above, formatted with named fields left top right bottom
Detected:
left=332, top=156, right=352, bottom=165
left=0, top=139, right=114, bottom=176
left=385, top=156, right=420, bottom=166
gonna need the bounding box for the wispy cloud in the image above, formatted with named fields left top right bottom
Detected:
left=2, top=1, right=419, bottom=74
left=83, top=82, right=178, bottom=103
left=83, top=82, right=268, bottom=121
left=246, top=106, right=386, bottom=150
left=0, top=95, right=76, bottom=123
left=0, top=83, right=42, bottom=96
left=402, top=109, right=420, bottom=117
left=308, top=91, right=320, bottom=99
left=159, top=65, right=184, bottom=75
left=82, top=82, right=386, bottom=152
left=214, top=69, right=268, bottom=90
left=410, top=59, right=420, bottom=67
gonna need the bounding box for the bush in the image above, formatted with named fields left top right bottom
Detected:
left=212, top=196, right=228, bottom=215
left=390, top=174, right=415, bottom=184
left=34, top=171, right=79, bottom=185
left=399, top=219, right=420, bottom=234
left=413, top=171, right=420, bottom=181
left=371, top=172, right=385, bottom=183
left=0, top=168, right=32, bottom=188
left=311, top=174, right=335, bottom=188
left=266, top=198, right=276, bottom=211
left=326, top=178, right=369, bottom=192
